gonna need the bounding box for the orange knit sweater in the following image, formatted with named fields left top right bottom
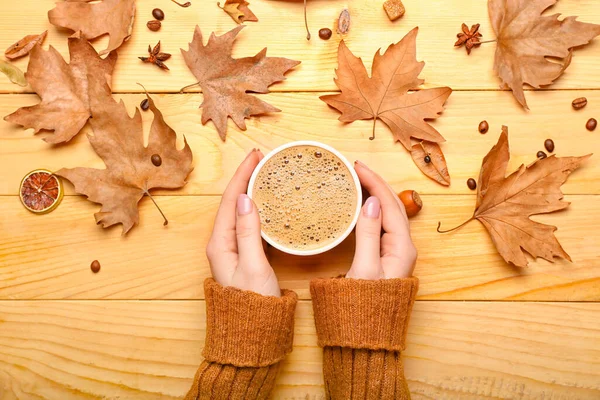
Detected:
left=185, top=277, right=419, bottom=399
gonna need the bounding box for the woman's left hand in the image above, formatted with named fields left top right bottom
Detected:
left=205, top=149, right=281, bottom=297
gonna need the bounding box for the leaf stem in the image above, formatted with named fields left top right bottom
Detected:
left=478, top=39, right=496, bottom=44
left=369, top=119, right=376, bottom=140
left=437, top=218, right=474, bottom=233
left=145, top=189, right=169, bottom=226
left=304, top=0, right=311, bottom=40
left=179, top=82, right=200, bottom=93
left=171, top=0, right=191, bottom=7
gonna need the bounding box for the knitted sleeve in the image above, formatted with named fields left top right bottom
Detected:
left=310, top=277, right=419, bottom=399
left=184, top=279, right=298, bottom=400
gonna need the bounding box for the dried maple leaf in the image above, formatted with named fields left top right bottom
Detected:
left=48, top=0, right=136, bottom=55
left=489, top=0, right=600, bottom=109
left=181, top=25, right=300, bottom=140
left=218, top=0, right=258, bottom=24
left=438, top=126, right=591, bottom=267
left=4, top=37, right=117, bottom=144
left=320, top=27, right=452, bottom=185
left=5, top=31, right=48, bottom=60
left=57, top=86, right=193, bottom=235
left=139, top=41, right=171, bottom=70
left=454, top=23, right=482, bottom=55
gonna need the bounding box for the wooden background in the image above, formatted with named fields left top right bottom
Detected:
left=1, top=0, right=599, bottom=398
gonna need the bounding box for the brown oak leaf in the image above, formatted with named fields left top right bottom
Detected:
left=489, top=0, right=600, bottom=109
left=57, top=86, right=193, bottom=235
left=320, top=27, right=452, bottom=185
left=218, top=0, right=258, bottom=24
left=439, top=126, right=591, bottom=267
left=4, top=37, right=117, bottom=144
left=181, top=25, right=300, bottom=140
left=5, top=30, right=48, bottom=60
left=48, top=0, right=136, bottom=55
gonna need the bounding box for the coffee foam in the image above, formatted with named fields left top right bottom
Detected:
left=252, top=145, right=357, bottom=251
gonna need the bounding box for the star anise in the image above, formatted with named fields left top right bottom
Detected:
left=139, top=41, right=171, bottom=70
left=455, top=23, right=482, bottom=55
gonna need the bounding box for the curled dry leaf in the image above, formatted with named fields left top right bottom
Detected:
left=58, top=85, right=193, bottom=235
left=320, top=27, right=452, bottom=185
left=0, top=60, right=27, bottom=87
left=181, top=25, right=300, bottom=140
left=48, top=0, right=136, bottom=55
left=5, top=31, right=48, bottom=60
left=410, top=141, right=450, bottom=186
left=439, top=126, right=591, bottom=267
left=4, top=38, right=117, bottom=143
left=489, top=0, right=600, bottom=109
left=218, top=0, right=258, bottom=24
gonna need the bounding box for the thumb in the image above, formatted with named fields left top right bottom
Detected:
left=235, top=194, right=269, bottom=266
left=347, top=196, right=383, bottom=280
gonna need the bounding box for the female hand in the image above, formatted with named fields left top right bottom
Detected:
left=205, top=149, right=281, bottom=297
left=347, top=160, right=417, bottom=280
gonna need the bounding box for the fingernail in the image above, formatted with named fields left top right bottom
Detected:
left=237, top=194, right=253, bottom=215
left=355, top=160, right=370, bottom=170
left=363, top=196, right=380, bottom=218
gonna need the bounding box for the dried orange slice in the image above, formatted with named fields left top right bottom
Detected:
left=19, top=169, right=63, bottom=214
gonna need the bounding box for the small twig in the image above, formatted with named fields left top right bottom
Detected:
left=304, top=0, right=311, bottom=40
left=437, top=218, right=474, bottom=234
left=369, top=119, right=376, bottom=140
left=179, top=82, right=200, bottom=93
left=145, top=189, right=169, bottom=226
left=171, top=0, right=191, bottom=7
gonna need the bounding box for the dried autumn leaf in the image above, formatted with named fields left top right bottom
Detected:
left=48, top=0, right=136, bottom=55
left=0, top=60, right=27, bottom=86
left=58, top=87, right=193, bottom=235
left=410, top=141, right=450, bottom=186
left=181, top=25, right=300, bottom=140
left=5, top=30, right=48, bottom=60
left=439, top=126, right=591, bottom=267
left=4, top=37, right=117, bottom=144
left=218, top=0, right=258, bottom=24
left=320, top=27, right=452, bottom=185
left=489, top=0, right=600, bottom=109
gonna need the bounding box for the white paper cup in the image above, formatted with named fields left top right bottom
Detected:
left=248, top=141, right=362, bottom=256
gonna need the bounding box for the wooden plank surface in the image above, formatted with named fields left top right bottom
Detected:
left=0, top=0, right=600, bottom=94
left=0, top=301, right=598, bottom=400
left=1, top=195, right=598, bottom=301
left=1, top=90, right=598, bottom=197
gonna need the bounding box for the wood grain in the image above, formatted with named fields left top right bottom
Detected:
left=0, top=90, right=598, bottom=197
left=0, top=301, right=598, bottom=399
left=1, top=195, right=598, bottom=301
left=0, top=0, right=599, bottom=94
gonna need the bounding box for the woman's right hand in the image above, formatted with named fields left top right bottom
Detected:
left=346, top=160, right=417, bottom=280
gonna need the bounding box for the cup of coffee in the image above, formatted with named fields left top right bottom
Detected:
left=248, top=141, right=362, bottom=256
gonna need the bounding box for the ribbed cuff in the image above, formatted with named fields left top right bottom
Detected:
left=310, top=277, right=419, bottom=351
left=202, top=278, right=298, bottom=367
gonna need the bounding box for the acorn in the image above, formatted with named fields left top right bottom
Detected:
left=398, top=190, right=422, bottom=218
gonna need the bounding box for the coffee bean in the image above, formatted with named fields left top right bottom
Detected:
left=140, top=98, right=150, bottom=111
left=478, top=120, right=489, bottom=134
left=151, top=154, right=162, bottom=166
left=467, top=178, right=477, bottom=190
left=586, top=118, right=597, bottom=131
left=318, top=28, right=332, bottom=40
left=90, top=260, right=101, bottom=273
left=147, top=20, right=161, bottom=31
left=537, top=151, right=547, bottom=159
left=424, top=155, right=431, bottom=163
left=572, top=97, right=588, bottom=110
left=544, top=139, right=554, bottom=153
left=152, top=8, right=165, bottom=20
